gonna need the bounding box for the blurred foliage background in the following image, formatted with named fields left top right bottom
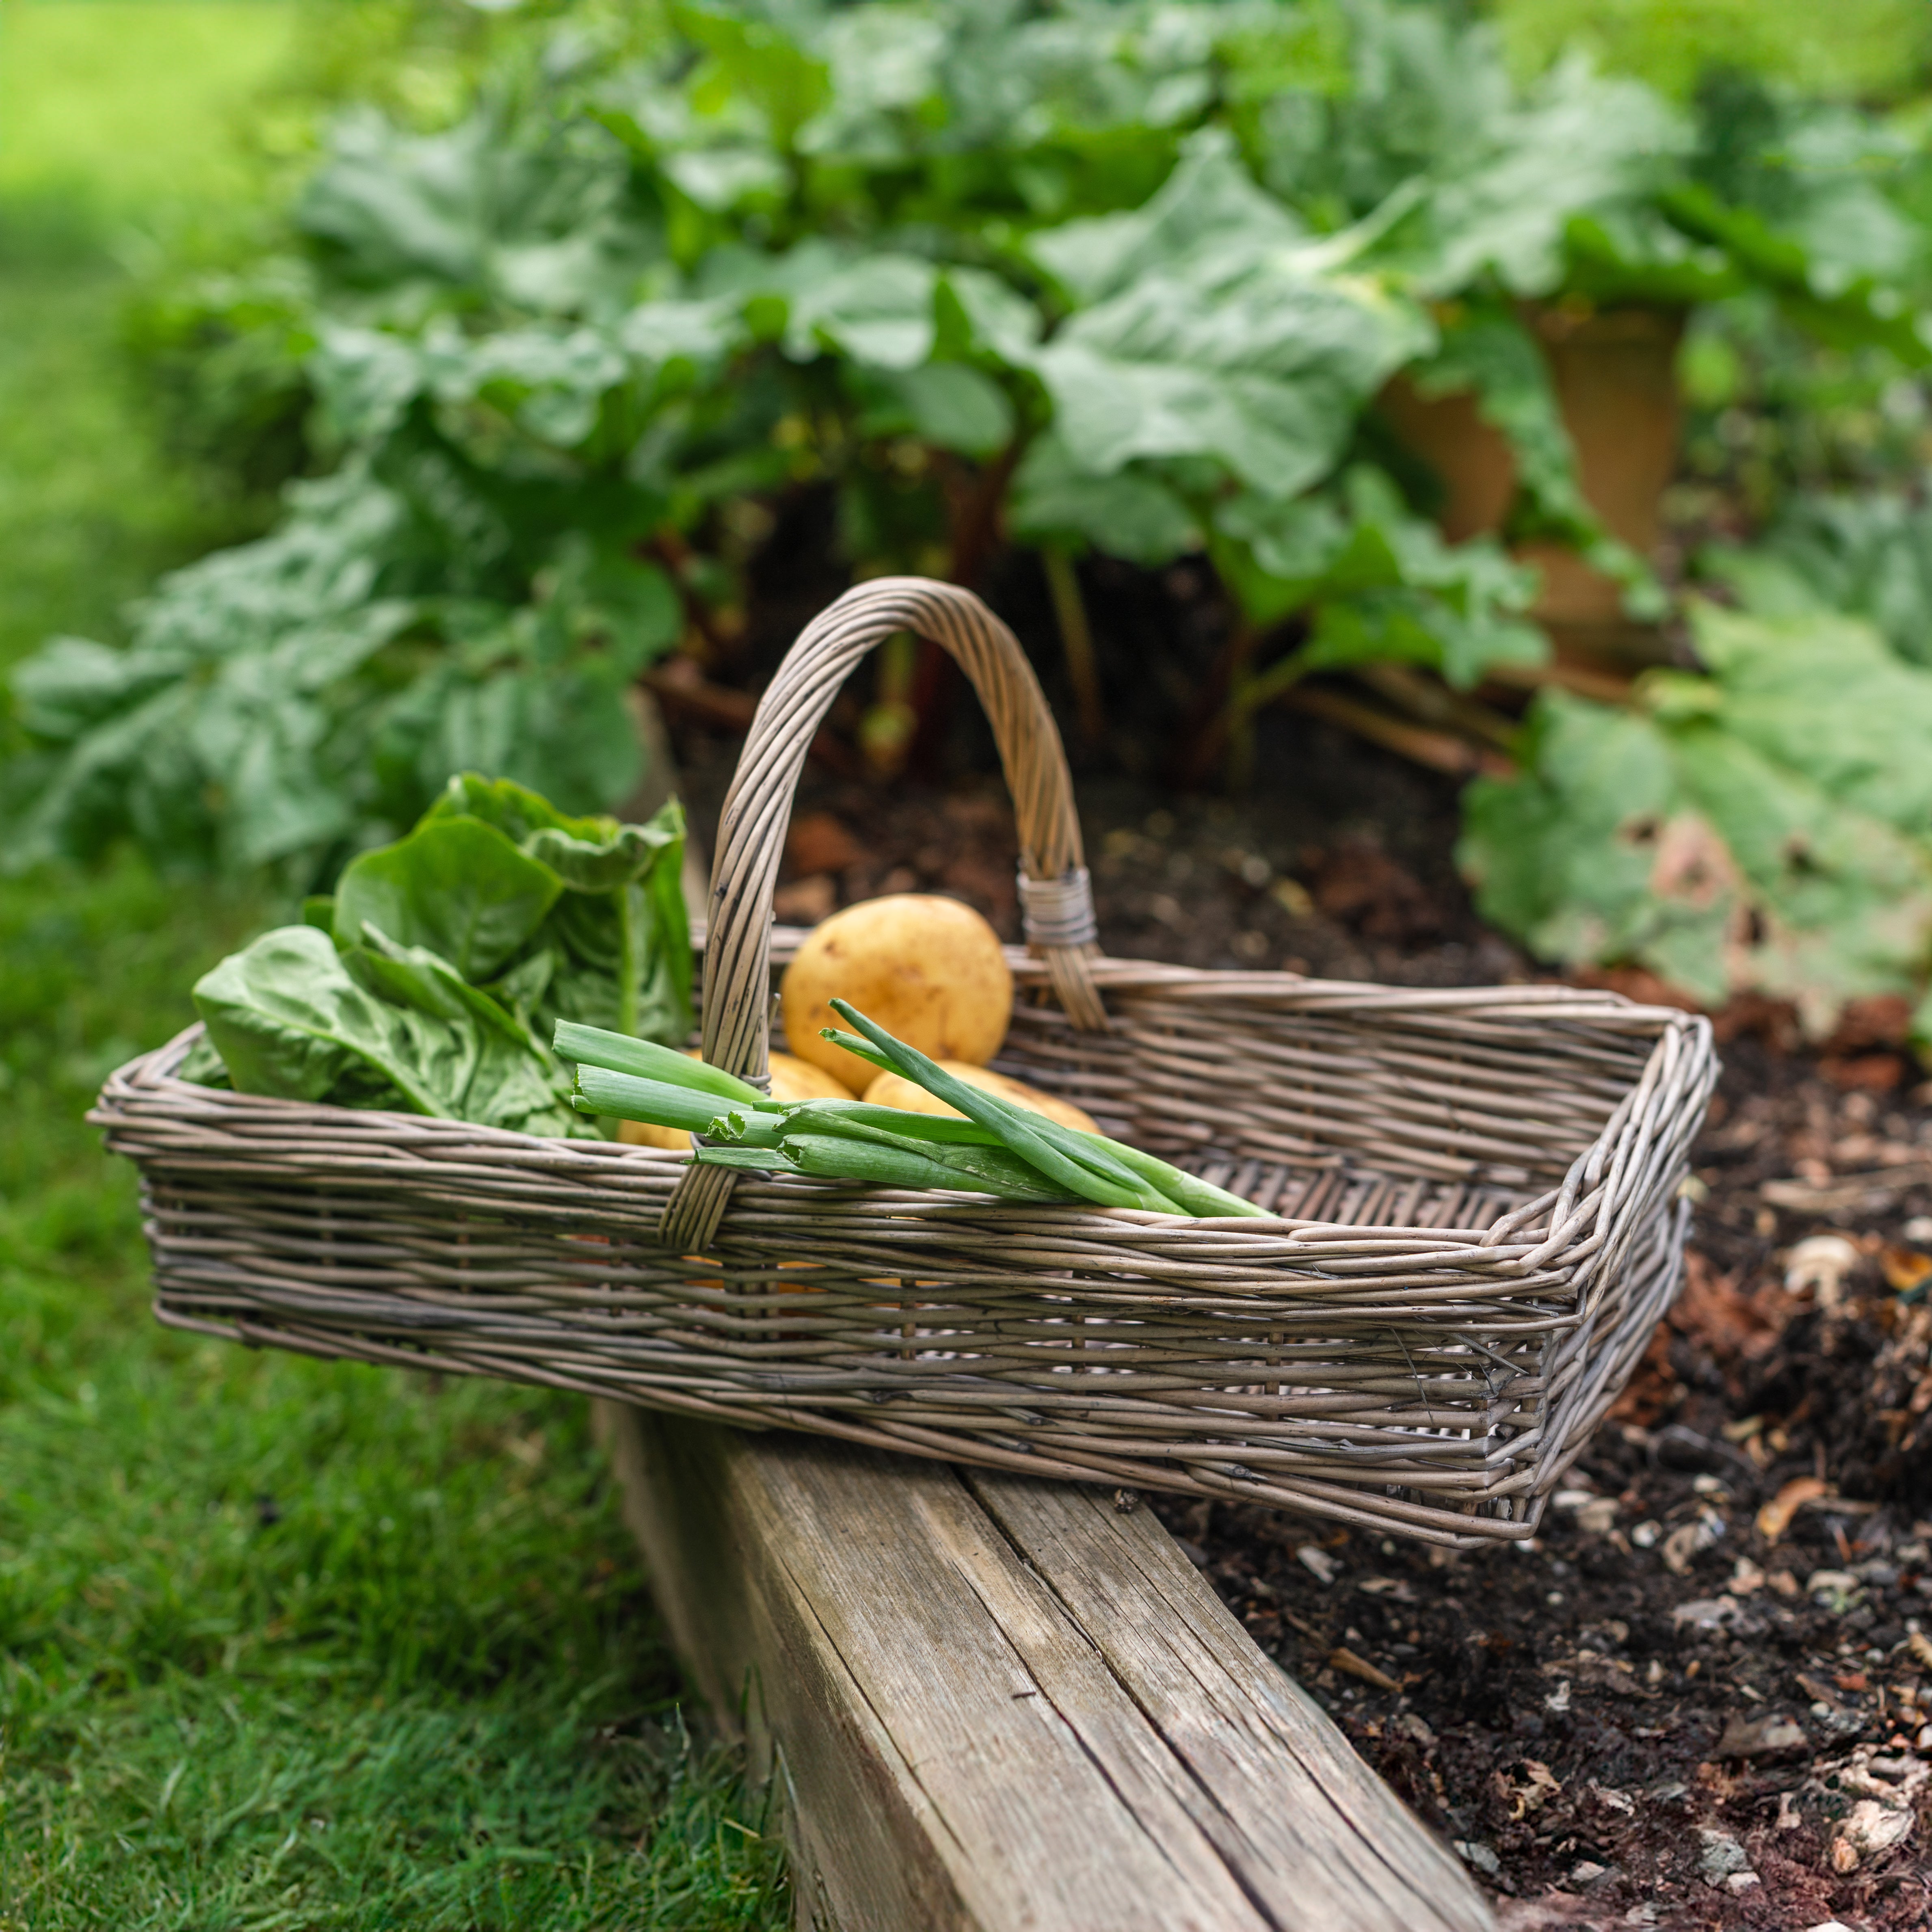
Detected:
left=13, top=0, right=1932, bottom=1031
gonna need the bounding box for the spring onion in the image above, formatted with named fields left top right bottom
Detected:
left=555, top=1006, right=1266, bottom=1217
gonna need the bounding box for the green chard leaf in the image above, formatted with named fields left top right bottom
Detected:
left=186, top=776, right=693, bottom=1136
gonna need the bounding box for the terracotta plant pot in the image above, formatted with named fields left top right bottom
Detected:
left=1378, top=302, right=1687, bottom=667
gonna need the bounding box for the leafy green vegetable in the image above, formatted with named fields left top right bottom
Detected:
left=334, top=815, right=564, bottom=982
left=5, top=469, right=678, bottom=881
left=187, top=776, right=690, bottom=1132
left=194, top=923, right=582, bottom=1136
left=332, top=775, right=694, bottom=1044
left=1700, top=487, right=1932, bottom=668
left=1460, top=602, right=1932, bottom=1034
left=1211, top=466, right=1547, bottom=736
left=1023, top=132, right=1431, bottom=500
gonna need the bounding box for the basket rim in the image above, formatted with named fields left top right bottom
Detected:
left=755, top=922, right=1709, bottom=1032
left=95, top=955, right=1715, bottom=1263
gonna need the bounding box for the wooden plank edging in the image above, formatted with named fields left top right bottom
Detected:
left=594, top=1403, right=1495, bottom=1932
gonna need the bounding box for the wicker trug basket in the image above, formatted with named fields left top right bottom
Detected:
left=95, top=579, right=1717, bottom=1546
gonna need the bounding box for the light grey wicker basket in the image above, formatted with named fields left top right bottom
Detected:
left=94, top=578, right=1717, bottom=1545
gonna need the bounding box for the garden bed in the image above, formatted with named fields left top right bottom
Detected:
left=1156, top=1032, right=1932, bottom=1932
left=594, top=1400, right=1493, bottom=1932
left=666, top=697, right=1932, bottom=1930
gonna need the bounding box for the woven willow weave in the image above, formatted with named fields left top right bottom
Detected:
left=95, top=579, right=1717, bottom=1545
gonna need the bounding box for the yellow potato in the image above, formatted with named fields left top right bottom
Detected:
left=863, top=1061, right=1099, bottom=1135
left=768, top=1052, right=855, bottom=1103
left=781, top=894, right=1012, bottom=1088
left=616, top=1049, right=853, bottom=1150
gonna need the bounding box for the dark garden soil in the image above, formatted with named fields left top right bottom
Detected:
left=661, top=564, right=1932, bottom=1932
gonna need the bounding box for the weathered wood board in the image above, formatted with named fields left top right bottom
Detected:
left=593, top=1401, right=1495, bottom=1932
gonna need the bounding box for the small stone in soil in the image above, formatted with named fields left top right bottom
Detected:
left=1715, top=1711, right=1808, bottom=1759
left=1295, top=1544, right=1338, bottom=1584
left=1830, top=1798, right=1915, bottom=1870
left=1696, top=1827, right=1751, bottom=1883
left=1452, top=1840, right=1500, bottom=1878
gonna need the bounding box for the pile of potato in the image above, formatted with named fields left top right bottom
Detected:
left=619, top=894, right=1094, bottom=1147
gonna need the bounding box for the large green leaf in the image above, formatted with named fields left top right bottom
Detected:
left=194, top=923, right=581, bottom=1134
left=1402, top=62, right=1688, bottom=299
left=5, top=435, right=674, bottom=880
left=771, top=245, right=939, bottom=370
left=340, top=777, right=696, bottom=1045
left=526, top=807, right=693, bottom=1046
left=298, top=102, right=660, bottom=312
left=852, top=362, right=1014, bottom=459
left=1702, top=489, right=1932, bottom=670
left=677, top=3, right=833, bottom=151
left=418, top=776, right=693, bottom=1045
left=1007, top=433, right=1196, bottom=566
left=424, top=659, right=647, bottom=821
left=333, top=815, right=564, bottom=981
left=423, top=772, right=608, bottom=843
left=1461, top=605, right=1932, bottom=1032
left=1030, top=128, right=1308, bottom=306
left=1686, top=604, right=1932, bottom=830
left=1658, top=183, right=1931, bottom=363
left=190, top=774, right=693, bottom=1132
left=1212, top=466, right=1545, bottom=684
left=1026, top=134, right=1429, bottom=496
left=342, top=925, right=579, bottom=1136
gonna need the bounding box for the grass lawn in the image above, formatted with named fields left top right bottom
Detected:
left=0, top=861, right=788, bottom=1931
left=0, top=11, right=790, bottom=1926
left=0, top=2, right=299, bottom=207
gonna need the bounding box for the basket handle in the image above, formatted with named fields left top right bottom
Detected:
left=660, top=575, right=1104, bottom=1251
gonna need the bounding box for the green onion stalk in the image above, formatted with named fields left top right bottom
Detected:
left=553, top=1007, right=1264, bottom=1218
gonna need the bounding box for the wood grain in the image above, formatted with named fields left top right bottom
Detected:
left=593, top=1401, right=1495, bottom=1932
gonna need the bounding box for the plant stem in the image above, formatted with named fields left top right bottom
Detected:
left=1220, top=647, right=1313, bottom=788
left=1351, top=662, right=1522, bottom=755
left=647, top=528, right=737, bottom=664
left=1278, top=685, right=1515, bottom=779
left=944, top=437, right=1025, bottom=589
left=1173, top=618, right=1279, bottom=787
left=1041, top=547, right=1105, bottom=746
